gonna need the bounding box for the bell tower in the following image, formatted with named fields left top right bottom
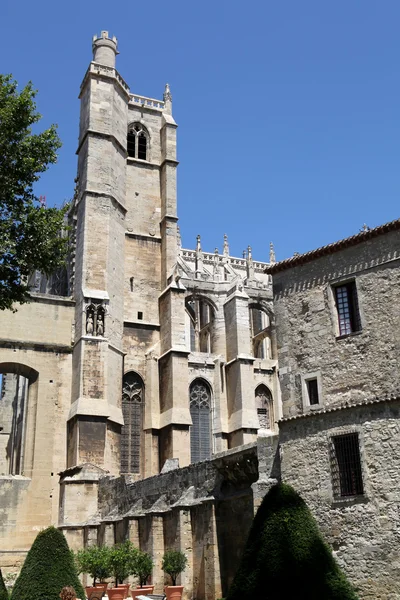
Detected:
left=67, top=31, right=128, bottom=473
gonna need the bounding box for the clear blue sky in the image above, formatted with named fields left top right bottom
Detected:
left=2, top=0, right=399, bottom=262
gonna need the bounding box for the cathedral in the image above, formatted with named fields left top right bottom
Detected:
left=1, top=31, right=400, bottom=600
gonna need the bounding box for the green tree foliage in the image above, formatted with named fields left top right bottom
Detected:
left=0, top=569, right=9, bottom=600
left=132, top=551, right=153, bottom=588
left=74, top=546, right=111, bottom=586
left=11, top=526, right=85, bottom=600
left=162, top=550, right=187, bottom=586
left=0, top=74, right=68, bottom=311
left=227, top=483, right=359, bottom=600
left=107, top=541, right=138, bottom=587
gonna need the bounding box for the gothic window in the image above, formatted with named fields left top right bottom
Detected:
left=186, top=297, right=215, bottom=353
left=250, top=307, right=271, bottom=359
left=189, top=379, right=212, bottom=463
left=255, top=384, right=273, bottom=430
left=127, top=123, right=148, bottom=161
left=121, top=371, right=144, bottom=474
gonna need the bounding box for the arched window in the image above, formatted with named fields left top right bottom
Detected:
left=121, top=371, right=144, bottom=474
left=189, top=379, right=212, bottom=463
left=255, top=384, right=273, bottom=430
left=127, top=123, right=148, bottom=160
left=249, top=307, right=271, bottom=359
left=186, top=297, right=215, bottom=353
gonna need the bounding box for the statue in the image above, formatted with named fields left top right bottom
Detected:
left=97, top=314, right=104, bottom=336
left=86, top=313, right=94, bottom=335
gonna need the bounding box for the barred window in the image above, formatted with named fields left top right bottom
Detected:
left=189, top=379, right=211, bottom=463
left=330, top=433, right=364, bottom=498
left=334, top=281, right=361, bottom=337
left=121, top=371, right=144, bottom=474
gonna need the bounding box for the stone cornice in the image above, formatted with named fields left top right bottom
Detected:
left=160, top=158, right=179, bottom=168
left=0, top=338, right=72, bottom=354
left=76, top=129, right=126, bottom=156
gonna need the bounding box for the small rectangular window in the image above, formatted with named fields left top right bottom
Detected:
left=306, top=379, right=319, bottom=405
left=334, top=281, right=361, bottom=337
left=137, top=312, right=143, bottom=320
left=330, top=433, right=364, bottom=498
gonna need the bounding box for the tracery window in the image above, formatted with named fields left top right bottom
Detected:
left=127, top=123, right=148, bottom=160
left=186, top=297, right=215, bottom=353
left=250, top=307, right=271, bottom=359
left=121, top=371, right=144, bottom=474
left=255, top=384, right=273, bottom=430
left=189, top=379, right=212, bottom=463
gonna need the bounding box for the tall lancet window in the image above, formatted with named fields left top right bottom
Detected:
left=255, top=384, right=273, bottom=430
left=127, top=123, right=148, bottom=160
left=121, top=371, right=144, bottom=474
left=189, top=379, right=212, bottom=463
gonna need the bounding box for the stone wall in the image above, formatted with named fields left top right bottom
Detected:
left=280, top=399, right=400, bottom=600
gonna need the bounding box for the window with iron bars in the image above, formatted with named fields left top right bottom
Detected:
left=330, top=432, right=364, bottom=498
left=334, top=281, right=361, bottom=337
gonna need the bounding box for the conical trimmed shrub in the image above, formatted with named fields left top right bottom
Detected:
left=11, top=526, right=85, bottom=600
left=0, top=569, right=8, bottom=600
left=227, top=483, right=358, bottom=600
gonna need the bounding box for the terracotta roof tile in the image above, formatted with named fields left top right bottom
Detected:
left=266, top=218, right=400, bottom=274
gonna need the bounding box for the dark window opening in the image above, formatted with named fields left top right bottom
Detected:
left=138, top=134, right=147, bottom=160
left=306, top=378, right=319, bottom=405
left=127, top=132, right=136, bottom=158
left=330, top=433, right=364, bottom=498
left=137, top=312, right=143, bottom=320
left=334, top=282, right=361, bottom=337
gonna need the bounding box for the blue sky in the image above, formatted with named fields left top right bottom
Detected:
left=2, top=0, right=399, bottom=262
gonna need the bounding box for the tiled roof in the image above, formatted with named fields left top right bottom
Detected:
left=265, top=218, right=400, bottom=274
left=279, top=391, right=400, bottom=423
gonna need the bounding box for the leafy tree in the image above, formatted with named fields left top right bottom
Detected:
left=227, top=483, right=359, bottom=600
left=0, top=569, right=8, bottom=600
left=107, top=541, right=138, bottom=587
left=132, top=551, right=153, bottom=588
left=162, top=550, right=187, bottom=586
left=11, top=526, right=84, bottom=600
left=0, top=74, right=68, bottom=311
left=74, top=546, right=111, bottom=586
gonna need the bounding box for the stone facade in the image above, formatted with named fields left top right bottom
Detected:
left=0, top=31, right=279, bottom=586
left=267, top=221, right=400, bottom=599
left=1, top=28, right=400, bottom=600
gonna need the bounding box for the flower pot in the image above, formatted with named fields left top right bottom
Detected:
left=108, top=587, right=126, bottom=600
left=130, top=588, right=153, bottom=600
left=95, top=584, right=109, bottom=593
left=164, top=585, right=184, bottom=600
left=86, top=587, right=101, bottom=600
left=119, top=584, right=130, bottom=598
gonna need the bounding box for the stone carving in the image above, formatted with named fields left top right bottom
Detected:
left=96, top=314, right=104, bottom=336
left=255, top=385, right=273, bottom=429
left=122, top=373, right=143, bottom=403
left=163, top=83, right=172, bottom=103
left=86, top=312, right=94, bottom=335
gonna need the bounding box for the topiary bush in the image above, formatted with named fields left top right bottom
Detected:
left=226, top=483, right=359, bottom=600
left=162, top=550, right=187, bottom=586
left=0, top=569, right=8, bottom=600
left=74, top=546, right=111, bottom=586
left=11, top=526, right=85, bottom=600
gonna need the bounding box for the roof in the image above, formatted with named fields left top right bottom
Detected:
left=265, top=218, right=400, bottom=274
left=279, top=391, right=400, bottom=423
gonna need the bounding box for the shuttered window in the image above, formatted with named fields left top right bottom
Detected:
left=121, top=372, right=144, bottom=474
left=189, top=380, right=211, bottom=463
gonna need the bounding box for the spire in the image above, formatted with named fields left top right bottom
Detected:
left=177, top=225, right=182, bottom=250
left=196, top=234, right=201, bottom=253
left=269, top=242, right=276, bottom=264
left=223, top=233, right=229, bottom=257
left=163, top=83, right=172, bottom=114
left=195, top=235, right=203, bottom=279
left=246, top=246, right=255, bottom=281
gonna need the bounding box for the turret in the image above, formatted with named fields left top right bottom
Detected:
left=92, top=30, right=118, bottom=68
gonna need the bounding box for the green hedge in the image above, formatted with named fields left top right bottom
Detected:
left=11, top=527, right=85, bottom=600
left=0, top=569, right=8, bottom=600
left=226, top=483, right=359, bottom=600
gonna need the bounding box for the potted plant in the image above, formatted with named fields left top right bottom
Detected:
left=131, top=551, right=154, bottom=599
left=107, top=541, right=138, bottom=600
left=162, top=550, right=188, bottom=600
left=75, top=546, right=111, bottom=597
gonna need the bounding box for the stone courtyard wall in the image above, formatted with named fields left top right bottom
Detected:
left=280, top=398, right=400, bottom=600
